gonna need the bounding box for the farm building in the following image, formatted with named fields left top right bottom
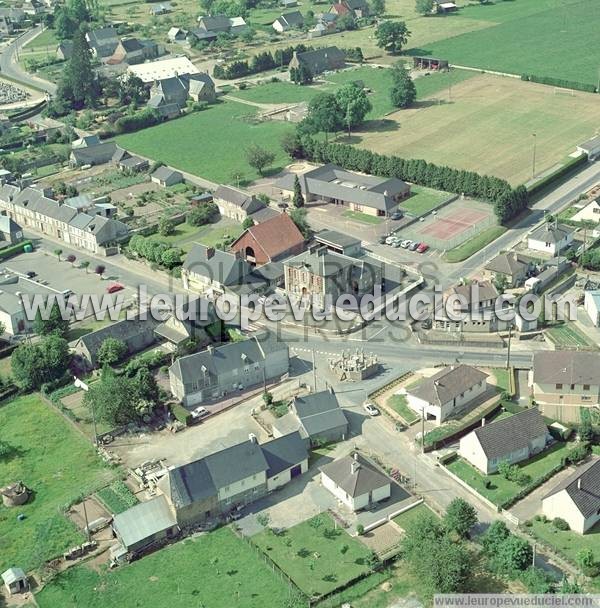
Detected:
left=288, top=47, right=345, bottom=76
left=314, top=229, right=361, bottom=257
left=2, top=568, right=28, bottom=595
left=151, top=166, right=184, bottom=187
left=412, top=56, right=449, bottom=70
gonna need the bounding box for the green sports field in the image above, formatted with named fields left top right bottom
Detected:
left=419, top=0, right=599, bottom=85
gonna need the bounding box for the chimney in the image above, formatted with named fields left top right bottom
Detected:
left=328, top=385, right=334, bottom=395
left=481, top=418, right=485, bottom=427
left=206, top=247, right=215, bottom=260
left=248, top=433, right=257, bottom=444
left=577, top=478, right=582, bottom=490
left=351, top=454, right=360, bottom=475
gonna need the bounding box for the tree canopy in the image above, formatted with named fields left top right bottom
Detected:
left=444, top=498, right=478, bottom=539
left=11, top=335, right=70, bottom=391
left=246, top=144, right=276, bottom=176
left=335, top=82, right=372, bottom=136
left=375, top=21, right=411, bottom=54
left=390, top=61, right=416, bottom=109
left=96, top=338, right=128, bottom=367
left=33, top=301, right=70, bottom=337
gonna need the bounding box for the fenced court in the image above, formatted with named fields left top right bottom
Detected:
left=401, top=198, right=496, bottom=250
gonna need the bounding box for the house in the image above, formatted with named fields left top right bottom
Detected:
left=277, top=164, right=410, bottom=217
left=329, top=3, right=351, bottom=18
left=168, top=27, right=187, bottom=42
left=127, top=56, right=200, bottom=84
left=1, top=568, right=28, bottom=595
left=577, top=135, right=600, bottom=160
left=71, top=134, right=101, bottom=149
left=272, top=388, right=349, bottom=446
left=0, top=215, right=23, bottom=246
left=213, top=185, right=265, bottom=222
left=459, top=408, right=548, bottom=474
left=528, top=222, right=574, bottom=256
left=230, top=213, right=305, bottom=266
left=169, top=333, right=289, bottom=406
left=572, top=199, right=600, bottom=223
left=436, top=1, right=458, bottom=13
left=148, top=73, right=216, bottom=111
left=112, top=148, right=149, bottom=173
left=343, top=0, right=369, bottom=17
left=314, top=229, right=361, bottom=257
left=149, top=2, right=171, bottom=15
left=108, top=38, right=160, bottom=65
left=405, top=365, right=489, bottom=425
left=112, top=495, right=178, bottom=554
left=585, top=290, right=600, bottom=326
left=158, top=432, right=307, bottom=526
left=86, top=27, right=119, bottom=58
left=272, top=11, right=304, bottom=33
left=196, top=15, right=248, bottom=36
left=543, top=458, right=600, bottom=534
left=484, top=252, right=532, bottom=288
left=0, top=271, right=58, bottom=335
left=73, top=315, right=158, bottom=368
left=186, top=28, right=218, bottom=45
left=320, top=452, right=391, bottom=512
left=57, top=40, right=73, bottom=61
left=182, top=244, right=252, bottom=296
left=288, top=46, right=346, bottom=76
left=530, top=351, right=600, bottom=423
left=281, top=0, right=298, bottom=6
left=284, top=245, right=382, bottom=310
left=70, top=141, right=118, bottom=167
left=0, top=15, right=13, bottom=37
left=66, top=213, right=129, bottom=253
left=151, top=166, right=183, bottom=187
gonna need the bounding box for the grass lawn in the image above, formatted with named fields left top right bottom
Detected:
left=0, top=394, right=114, bottom=572
left=116, top=101, right=293, bottom=184
left=421, top=0, right=600, bottom=85
left=252, top=514, right=373, bottom=597
left=393, top=503, right=438, bottom=531
left=446, top=441, right=571, bottom=507
left=527, top=518, right=600, bottom=567
left=387, top=394, right=419, bottom=424
left=444, top=225, right=507, bottom=262
left=490, top=368, right=510, bottom=393
left=35, top=527, right=297, bottom=608
left=184, top=221, right=244, bottom=250
left=357, top=73, right=600, bottom=186
left=401, top=185, right=450, bottom=217
left=546, top=323, right=597, bottom=350
left=22, top=28, right=58, bottom=52
left=231, top=81, right=324, bottom=105
left=342, top=210, right=384, bottom=225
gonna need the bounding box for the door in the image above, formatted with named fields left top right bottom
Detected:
left=290, top=465, right=302, bottom=479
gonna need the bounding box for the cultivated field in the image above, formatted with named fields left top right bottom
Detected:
left=36, top=527, right=297, bottom=608
left=357, top=74, right=600, bottom=186
left=422, top=0, right=600, bottom=85
left=0, top=395, right=114, bottom=572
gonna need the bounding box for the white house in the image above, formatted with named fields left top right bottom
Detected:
left=572, top=199, right=600, bottom=224
left=543, top=457, right=600, bottom=534
left=585, top=290, right=600, bottom=326
left=527, top=222, right=574, bottom=256
left=459, top=408, right=548, bottom=474
left=320, top=452, right=391, bottom=512
left=272, top=11, right=304, bottom=32
left=405, top=365, right=488, bottom=425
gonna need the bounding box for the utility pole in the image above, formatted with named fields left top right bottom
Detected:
left=82, top=498, right=91, bottom=542
left=421, top=406, right=425, bottom=454
left=311, top=348, right=317, bottom=392
left=532, top=542, right=536, bottom=568
left=506, top=323, right=513, bottom=370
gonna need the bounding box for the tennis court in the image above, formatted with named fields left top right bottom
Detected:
left=401, top=198, right=496, bottom=250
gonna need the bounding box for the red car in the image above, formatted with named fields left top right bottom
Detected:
left=416, top=243, right=429, bottom=253
left=106, top=283, right=124, bottom=294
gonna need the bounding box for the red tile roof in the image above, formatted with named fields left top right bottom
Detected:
left=235, top=213, right=304, bottom=260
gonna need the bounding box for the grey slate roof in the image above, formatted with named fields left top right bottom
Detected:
left=183, top=243, right=251, bottom=286
left=544, top=457, right=600, bottom=518
left=112, top=495, right=177, bottom=549
left=0, top=273, right=56, bottom=315
left=214, top=185, right=265, bottom=213
left=152, top=165, right=183, bottom=182
left=529, top=223, right=572, bottom=244
left=198, top=15, right=232, bottom=32
left=409, top=365, right=488, bottom=407
left=261, top=431, right=307, bottom=477
left=320, top=453, right=390, bottom=498
left=472, top=408, right=547, bottom=460
left=293, top=46, right=345, bottom=75
left=485, top=252, right=530, bottom=276
left=71, top=142, right=118, bottom=166
left=449, top=281, right=499, bottom=306
left=277, top=164, right=409, bottom=212
left=276, top=10, right=304, bottom=27
left=293, top=389, right=348, bottom=437
left=169, top=334, right=288, bottom=384
left=533, top=351, right=600, bottom=386
left=315, top=229, right=361, bottom=250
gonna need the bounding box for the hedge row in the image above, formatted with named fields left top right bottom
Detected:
left=170, top=402, right=192, bottom=426
left=498, top=460, right=565, bottom=510
left=521, top=74, right=597, bottom=94
left=0, top=240, right=33, bottom=261
left=526, top=153, right=589, bottom=197
left=293, top=136, right=528, bottom=224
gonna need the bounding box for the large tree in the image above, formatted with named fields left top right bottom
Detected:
left=83, top=368, right=138, bottom=426
left=306, top=93, right=344, bottom=141
left=375, top=20, right=411, bottom=54
left=335, top=82, right=372, bottom=136
left=246, top=144, right=276, bottom=176
left=96, top=338, right=128, bottom=367
left=33, top=301, right=70, bottom=337
left=11, top=335, right=70, bottom=391
left=415, top=0, right=434, bottom=15
left=444, top=498, right=478, bottom=539
left=59, top=26, right=99, bottom=109
left=292, top=175, right=304, bottom=208
left=371, top=0, right=386, bottom=16
left=390, top=61, right=416, bottom=108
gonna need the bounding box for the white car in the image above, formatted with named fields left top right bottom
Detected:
left=400, top=240, right=412, bottom=248
left=191, top=406, right=209, bottom=420
left=363, top=402, right=380, bottom=416
left=385, top=236, right=397, bottom=245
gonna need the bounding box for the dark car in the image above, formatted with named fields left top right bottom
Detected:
left=26, top=271, right=36, bottom=279
left=390, top=211, right=403, bottom=221
left=378, top=235, right=388, bottom=244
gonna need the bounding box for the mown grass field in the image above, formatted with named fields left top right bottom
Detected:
left=446, top=441, right=571, bottom=507
left=421, top=0, right=599, bottom=85
left=0, top=395, right=114, bottom=572
left=253, top=514, right=373, bottom=597
left=546, top=323, right=598, bottom=350
left=401, top=185, right=451, bottom=217
left=116, top=101, right=293, bottom=183
left=357, top=73, right=600, bottom=186
left=35, top=527, right=296, bottom=608
left=393, top=503, right=438, bottom=530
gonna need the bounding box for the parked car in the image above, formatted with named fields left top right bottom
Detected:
left=363, top=402, right=380, bottom=416
left=408, top=241, right=419, bottom=251
left=385, top=235, right=398, bottom=245
left=392, top=240, right=402, bottom=247
left=26, top=271, right=36, bottom=279
left=390, top=211, right=403, bottom=221
left=416, top=243, right=429, bottom=253
left=378, top=235, right=387, bottom=244
left=400, top=240, right=411, bottom=248
left=191, top=406, right=209, bottom=420
left=106, top=283, right=124, bottom=294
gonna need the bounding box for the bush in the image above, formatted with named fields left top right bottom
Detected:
left=553, top=517, right=570, bottom=531
left=114, top=108, right=161, bottom=134
left=170, top=403, right=191, bottom=426
left=356, top=523, right=365, bottom=536
left=565, top=442, right=590, bottom=464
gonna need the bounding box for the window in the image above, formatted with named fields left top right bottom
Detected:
left=584, top=384, right=590, bottom=391
left=570, top=384, right=575, bottom=390
left=555, top=383, right=563, bottom=389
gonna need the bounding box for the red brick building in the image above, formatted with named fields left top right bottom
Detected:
left=230, top=213, right=305, bottom=266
